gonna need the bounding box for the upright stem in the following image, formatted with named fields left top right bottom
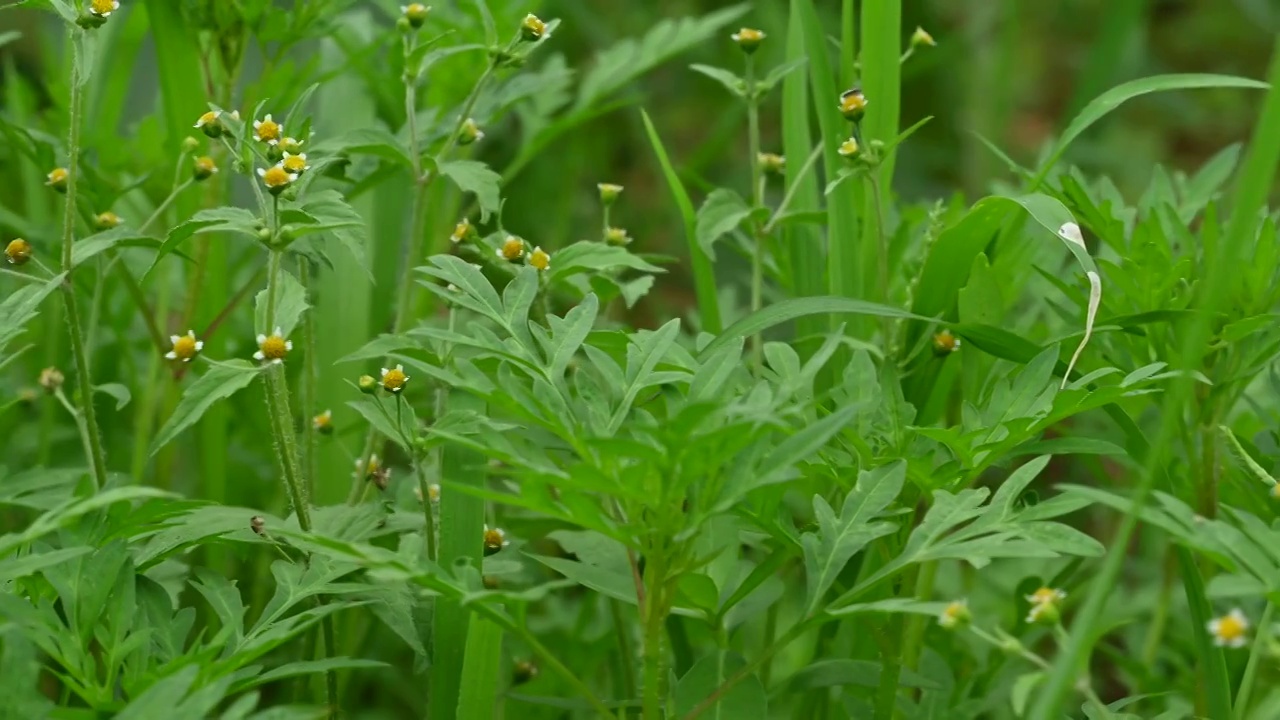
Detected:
left=60, top=28, right=108, bottom=491
left=298, top=257, right=318, bottom=491
left=642, top=552, right=668, bottom=720
left=745, top=54, right=764, bottom=373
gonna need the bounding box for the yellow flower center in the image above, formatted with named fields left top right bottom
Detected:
left=1028, top=587, right=1060, bottom=605
left=839, top=138, right=859, bottom=157
left=933, top=330, right=958, bottom=353
left=90, top=0, right=114, bottom=15
left=96, top=212, right=121, bottom=229
left=171, top=334, right=198, bottom=360
left=282, top=154, right=307, bottom=173
left=5, top=238, right=32, bottom=265
left=259, top=334, right=289, bottom=360
left=256, top=119, right=281, bottom=142
left=1216, top=614, right=1246, bottom=642
left=841, top=92, right=867, bottom=115
left=500, top=237, right=525, bottom=260
left=522, top=14, right=545, bottom=38
left=735, top=28, right=764, bottom=42
left=451, top=220, right=470, bottom=243
left=48, top=168, right=68, bottom=184
left=605, top=227, right=630, bottom=245
left=427, top=484, right=440, bottom=502
left=195, top=156, right=217, bottom=175
left=529, top=247, right=551, bottom=271
left=484, top=528, right=506, bottom=549
left=262, top=166, right=292, bottom=188
left=405, top=3, right=428, bottom=17
left=198, top=111, right=218, bottom=126
left=382, top=367, right=408, bottom=392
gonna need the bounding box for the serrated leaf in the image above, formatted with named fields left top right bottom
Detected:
left=802, top=462, right=905, bottom=613
left=607, top=319, right=681, bottom=434
left=0, top=273, right=66, bottom=357
left=695, top=188, right=753, bottom=261
left=546, top=241, right=665, bottom=283
left=151, top=361, right=261, bottom=454
left=438, top=160, right=500, bottom=222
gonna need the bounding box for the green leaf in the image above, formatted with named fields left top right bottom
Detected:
left=71, top=227, right=162, bottom=267
left=760, top=58, right=808, bottom=93
left=700, top=296, right=925, bottom=359
left=290, top=189, right=370, bottom=276
left=254, top=267, right=310, bottom=338
left=546, top=241, right=665, bottom=283
left=674, top=651, right=767, bottom=720
left=147, top=207, right=262, bottom=279
left=695, top=188, right=753, bottom=261
left=94, top=383, right=131, bottom=410
left=0, top=273, right=66, bottom=357
left=801, top=461, right=905, bottom=613
left=1219, top=425, right=1276, bottom=488
left=116, top=666, right=201, bottom=720
left=640, top=109, right=721, bottom=333
left=607, top=319, right=681, bottom=434
left=690, top=64, right=746, bottom=97
left=238, top=658, right=386, bottom=693
left=549, top=295, right=599, bottom=380
left=736, top=406, right=860, bottom=500
left=0, top=547, right=92, bottom=584
left=151, top=360, right=262, bottom=454
left=455, top=617, right=503, bottom=720
left=1034, top=74, right=1269, bottom=184
left=191, top=567, right=246, bottom=647
left=311, top=127, right=412, bottom=168
left=438, top=160, right=501, bottom=222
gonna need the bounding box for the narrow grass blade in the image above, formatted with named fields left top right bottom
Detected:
left=1033, top=74, right=1269, bottom=187
left=640, top=109, right=721, bottom=334
left=455, top=616, right=503, bottom=720
left=1175, top=548, right=1233, bottom=720
left=858, top=0, right=901, bottom=301
left=699, top=296, right=925, bottom=359
left=431, top=391, right=489, bottom=720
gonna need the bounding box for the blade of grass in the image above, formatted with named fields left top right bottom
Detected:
left=781, top=2, right=826, bottom=349
left=640, top=108, right=721, bottom=334
left=1029, top=39, right=1280, bottom=720
left=455, top=616, right=504, bottom=720
left=1175, top=547, right=1233, bottom=720
left=858, top=0, right=901, bottom=309
left=431, top=391, right=488, bottom=720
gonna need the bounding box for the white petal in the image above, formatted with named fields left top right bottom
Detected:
left=396, top=364, right=404, bottom=372
left=285, top=341, right=293, bottom=351
left=257, top=334, right=267, bottom=343
left=182, top=357, right=192, bottom=363
left=253, top=351, right=265, bottom=360
left=274, top=326, right=283, bottom=335
left=165, top=351, right=177, bottom=359
left=1208, top=619, right=1221, bottom=633
left=195, top=341, right=204, bottom=351
left=272, top=358, right=283, bottom=365
left=257, top=168, right=266, bottom=177
left=381, top=368, right=389, bottom=376
left=254, top=121, right=262, bottom=130
left=170, top=335, right=180, bottom=344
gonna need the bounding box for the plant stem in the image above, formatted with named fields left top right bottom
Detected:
left=642, top=551, right=668, bottom=720
left=59, top=27, right=108, bottom=492
left=869, top=176, right=892, bottom=345
left=298, top=256, right=318, bottom=492
left=611, top=598, right=637, bottom=702
left=745, top=53, right=764, bottom=374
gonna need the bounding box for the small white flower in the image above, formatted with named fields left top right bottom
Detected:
left=89, top=0, right=120, bottom=18
left=380, top=364, right=410, bottom=393
left=253, top=326, right=293, bottom=364
left=253, top=114, right=283, bottom=145
left=1208, top=608, right=1250, bottom=648
left=164, top=330, right=203, bottom=362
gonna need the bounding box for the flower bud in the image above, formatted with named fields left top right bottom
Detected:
left=512, top=660, right=539, bottom=685
left=839, top=88, right=867, bottom=122
left=730, top=28, right=765, bottom=53
left=46, top=168, right=69, bottom=193
left=39, top=367, right=64, bottom=394
left=358, top=374, right=379, bottom=394
left=94, top=211, right=122, bottom=231
left=757, top=152, right=785, bottom=176
left=5, top=238, right=32, bottom=266
left=911, top=27, right=936, bottom=48
left=604, top=227, right=631, bottom=247
left=937, top=600, right=971, bottom=630
left=1027, top=601, right=1060, bottom=626
left=401, top=3, right=430, bottom=28
left=838, top=137, right=860, bottom=160
left=193, top=156, right=219, bottom=181
left=181, top=136, right=201, bottom=154
left=932, top=330, right=960, bottom=356
left=457, top=118, right=484, bottom=146
left=597, top=183, right=623, bottom=206
left=521, top=14, right=546, bottom=42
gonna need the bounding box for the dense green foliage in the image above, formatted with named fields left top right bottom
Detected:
left=3, top=1, right=1280, bottom=719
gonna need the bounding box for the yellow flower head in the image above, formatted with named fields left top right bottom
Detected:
left=282, top=152, right=310, bottom=175
left=279, top=136, right=305, bottom=154
left=95, top=211, right=123, bottom=230
left=401, top=3, right=431, bottom=27
left=194, top=110, right=224, bottom=138
left=731, top=27, right=765, bottom=53
left=165, top=330, right=203, bottom=363
left=458, top=118, right=484, bottom=146
left=497, top=235, right=526, bottom=262
left=838, top=137, right=860, bottom=159
left=47, top=167, right=69, bottom=193
left=258, top=165, right=297, bottom=194
left=451, top=218, right=473, bottom=244
left=521, top=13, right=546, bottom=42
left=604, top=227, right=631, bottom=247
left=254, top=327, right=293, bottom=364
left=193, top=155, right=219, bottom=181
left=932, top=329, right=960, bottom=355
left=253, top=114, right=283, bottom=144
left=1026, top=587, right=1067, bottom=606
left=313, top=409, right=334, bottom=435
left=5, top=238, right=32, bottom=266
left=839, top=88, right=868, bottom=121
left=483, top=524, right=509, bottom=556
left=937, top=599, right=971, bottom=629
left=89, top=0, right=120, bottom=18
left=1208, top=609, right=1249, bottom=648
left=380, top=364, right=410, bottom=393
left=355, top=454, right=382, bottom=480
left=528, top=246, right=551, bottom=271
left=597, top=183, right=623, bottom=205
left=757, top=152, right=786, bottom=175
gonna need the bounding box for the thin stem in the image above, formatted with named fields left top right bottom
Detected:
left=52, top=387, right=94, bottom=471
left=298, top=256, right=318, bottom=493
left=59, top=28, right=108, bottom=492
left=762, top=143, right=824, bottom=234
left=869, top=176, right=891, bottom=344
left=1234, top=602, right=1274, bottom=714
left=610, top=599, right=637, bottom=702
left=744, top=53, right=764, bottom=374
left=681, top=616, right=823, bottom=720
left=139, top=178, right=195, bottom=235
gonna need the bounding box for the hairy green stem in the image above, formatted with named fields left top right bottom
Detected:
left=298, top=257, right=318, bottom=493
left=745, top=53, right=764, bottom=373
left=642, top=553, right=668, bottom=720
left=59, top=28, right=108, bottom=492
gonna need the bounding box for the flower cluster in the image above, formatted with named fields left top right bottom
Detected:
left=1025, top=586, right=1067, bottom=625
